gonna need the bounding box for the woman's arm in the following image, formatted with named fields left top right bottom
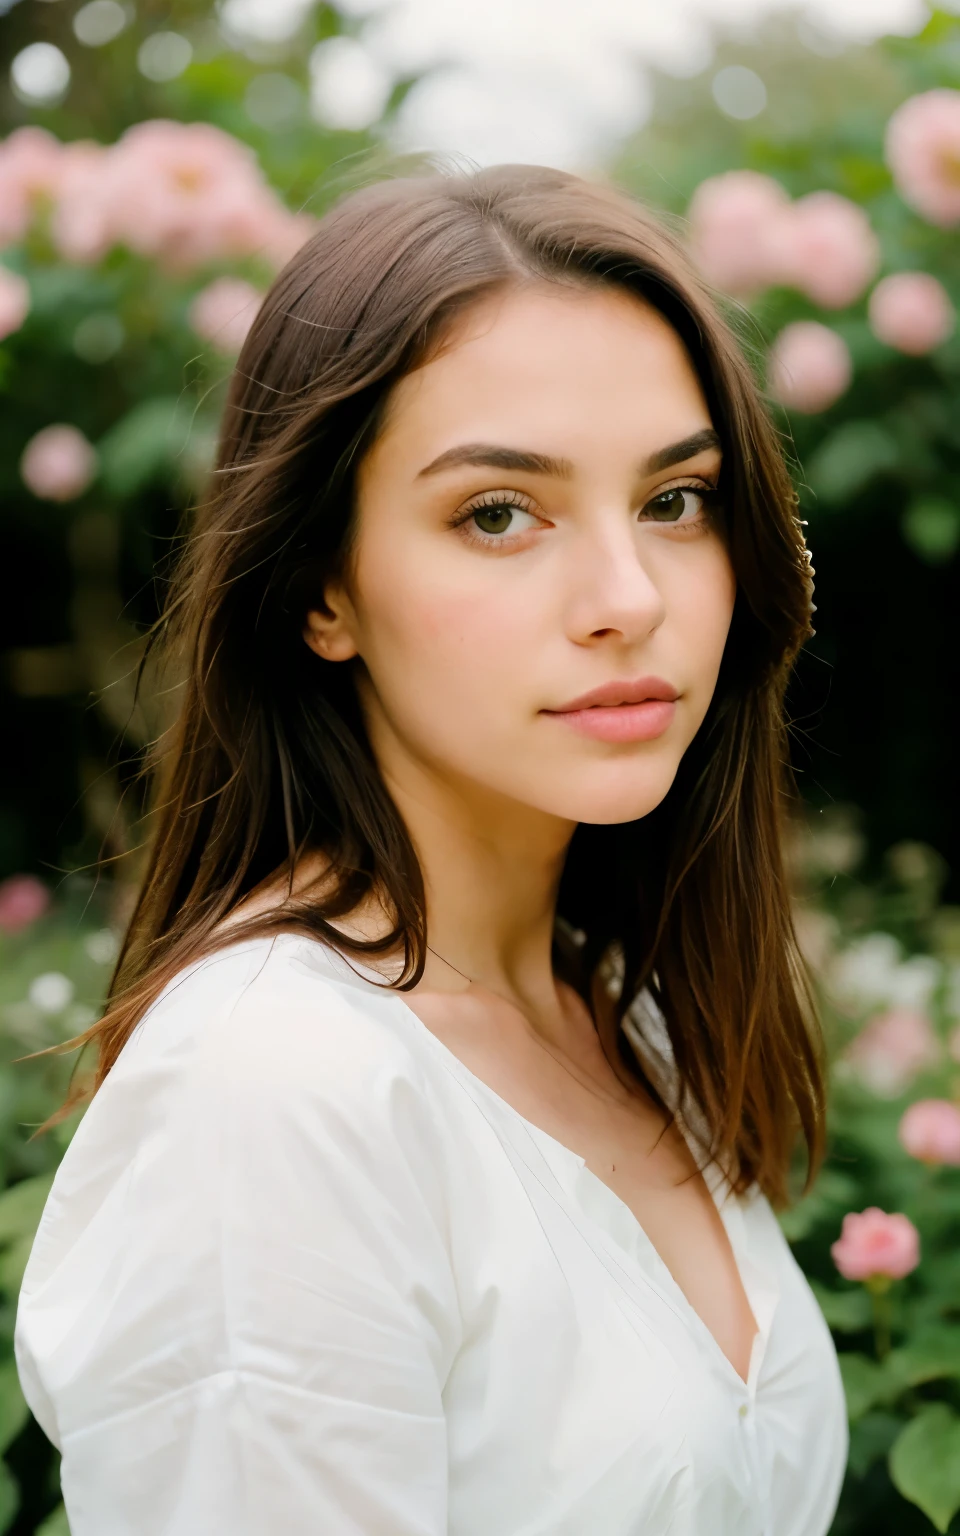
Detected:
left=15, top=952, right=461, bottom=1535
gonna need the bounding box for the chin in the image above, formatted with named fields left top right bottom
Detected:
left=535, top=761, right=681, bottom=827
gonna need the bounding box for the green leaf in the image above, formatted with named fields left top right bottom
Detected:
left=807, top=419, right=899, bottom=504
left=777, top=1169, right=860, bottom=1242
left=97, top=396, right=194, bottom=498
left=0, top=1235, right=39, bottom=1298
left=36, top=1504, right=70, bottom=1536
left=889, top=1405, right=960, bottom=1534
left=848, top=1410, right=903, bottom=1478
left=887, top=1327, right=960, bottom=1390
left=0, top=1362, right=29, bottom=1455
left=809, top=1280, right=872, bottom=1333
left=0, top=1176, right=54, bottom=1247
left=0, top=1460, right=18, bottom=1534
left=901, top=497, right=960, bottom=565
left=23, top=266, right=110, bottom=320
left=838, top=1352, right=893, bottom=1422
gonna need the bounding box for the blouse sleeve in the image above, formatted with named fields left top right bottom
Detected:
left=14, top=953, right=462, bottom=1536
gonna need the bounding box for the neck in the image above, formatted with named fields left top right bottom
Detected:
left=378, top=752, right=575, bottom=1018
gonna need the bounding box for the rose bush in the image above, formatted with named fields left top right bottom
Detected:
left=617, top=11, right=960, bottom=902
left=0, top=0, right=389, bottom=891
left=783, top=813, right=960, bottom=1535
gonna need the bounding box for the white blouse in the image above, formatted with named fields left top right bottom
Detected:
left=15, top=933, right=847, bottom=1536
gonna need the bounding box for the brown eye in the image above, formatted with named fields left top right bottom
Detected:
left=461, top=497, right=540, bottom=541
left=643, top=487, right=705, bottom=523
left=473, top=503, right=516, bottom=535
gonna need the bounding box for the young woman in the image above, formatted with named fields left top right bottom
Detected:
left=15, top=165, right=846, bottom=1535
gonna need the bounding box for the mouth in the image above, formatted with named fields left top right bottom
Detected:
left=541, top=676, right=679, bottom=745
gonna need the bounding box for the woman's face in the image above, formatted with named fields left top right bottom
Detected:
left=305, top=282, right=737, bottom=827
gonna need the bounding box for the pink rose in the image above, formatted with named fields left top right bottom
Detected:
left=50, top=121, right=290, bottom=273
left=886, top=89, right=960, bottom=227
left=844, top=1007, right=940, bottom=1097
left=106, top=119, right=287, bottom=272
left=0, top=265, right=30, bottom=341
left=767, top=321, right=852, bottom=413
left=189, top=276, right=263, bottom=354
left=20, top=424, right=98, bottom=502
left=831, top=1208, right=920, bottom=1283
left=0, top=873, right=50, bottom=933
left=36, top=122, right=298, bottom=274
left=49, top=141, right=114, bottom=265
left=687, top=170, right=793, bottom=298
left=899, top=1099, right=960, bottom=1165
left=0, top=126, right=63, bottom=247
left=783, top=192, right=880, bottom=310
left=868, top=272, right=955, bottom=355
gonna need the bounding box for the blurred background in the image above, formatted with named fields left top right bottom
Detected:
left=2, top=1, right=960, bottom=1532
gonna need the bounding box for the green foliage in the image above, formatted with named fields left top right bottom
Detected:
left=0, top=2, right=396, bottom=886
left=0, top=1362, right=30, bottom=1458
left=839, top=1353, right=896, bottom=1422
left=97, top=396, right=196, bottom=499
left=34, top=1509, right=69, bottom=1536
left=902, top=496, right=960, bottom=564
left=617, top=10, right=960, bottom=883
left=0, top=1465, right=18, bottom=1536
left=785, top=814, right=960, bottom=1534
left=890, top=1407, right=960, bottom=1533
left=0, top=882, right=113, bottom=1531
left=806, top=419, right=900, bottom=505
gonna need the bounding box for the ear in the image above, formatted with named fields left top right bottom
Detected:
left=302, top=579, right=360, bottom=663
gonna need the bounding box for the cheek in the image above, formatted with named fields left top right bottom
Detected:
left=374, top=574, right=531, bottom=659
left=352, top=541, right=538, bottom=724
left=674, top=545, right=737, bottom=679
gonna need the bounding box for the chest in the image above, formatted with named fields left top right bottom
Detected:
left=434, top=1081, right=848, bottom=1536
left=518, top=1081, right=760, bottom=1380
left=412, top=997, right=758, bottom=1378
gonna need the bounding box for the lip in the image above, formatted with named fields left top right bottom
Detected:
left=541, top=675, right=679, bottom=745
left=547, top=676, right=680, bottom=713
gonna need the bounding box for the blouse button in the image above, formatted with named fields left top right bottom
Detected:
left=738, top=1403, right=749, bottom=1419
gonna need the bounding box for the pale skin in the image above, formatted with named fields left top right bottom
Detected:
left=234, top=282, right=758, bottom=1381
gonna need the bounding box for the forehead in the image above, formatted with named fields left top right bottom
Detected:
left=369, top=283, right=713, bottom=476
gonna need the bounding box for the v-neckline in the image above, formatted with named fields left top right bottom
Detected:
left=398, top=996, right=766, bottom=1387
left=307, top=939, right=776, bottom=1393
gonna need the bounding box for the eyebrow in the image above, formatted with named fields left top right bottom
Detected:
left=417, top=444, right=573, bottom=479
left=645, top=427, right=722, bottom=474
left=416, top=428, right=722, bottom=481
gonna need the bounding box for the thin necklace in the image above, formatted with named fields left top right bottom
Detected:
left=423, top=942, right=636, bottom=1115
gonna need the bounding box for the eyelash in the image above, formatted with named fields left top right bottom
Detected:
left=450, top=481, right=722, bottom=549
left=644, top=482, right=723, bottom=527
left=449, top=488, right=538, bottom=543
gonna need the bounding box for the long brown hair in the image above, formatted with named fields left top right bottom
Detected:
left=32, top=164, right=823, bottom=1204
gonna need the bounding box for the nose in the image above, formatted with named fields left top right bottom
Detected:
left=563, top=516, right=666, bottom=647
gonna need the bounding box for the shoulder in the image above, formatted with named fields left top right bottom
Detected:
left=17, top=935, right=463, bottom=1450
left=24, top=935, right=456, bottom=1291
left=62, top=935, right=449, bottom=1203
left=120, top=932, right=431, bottom=1096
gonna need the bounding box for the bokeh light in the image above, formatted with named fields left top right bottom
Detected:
left=10, top=43, right=71, bottom=107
